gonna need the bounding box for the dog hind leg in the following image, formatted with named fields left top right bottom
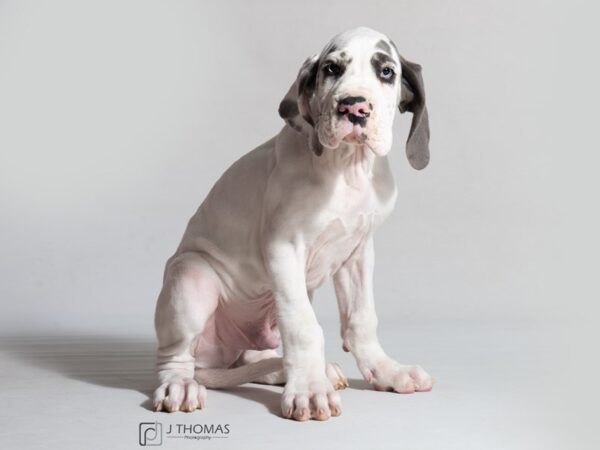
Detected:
left=153, top=252, right=220, bottom=412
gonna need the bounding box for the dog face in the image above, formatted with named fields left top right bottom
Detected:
left=279, top=27, right=430, bottom=169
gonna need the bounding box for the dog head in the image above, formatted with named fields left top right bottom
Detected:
left=279, top=27, right=430, bottom=169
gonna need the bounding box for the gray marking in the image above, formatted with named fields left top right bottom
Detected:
left=322, top=60, right=345, bottom=77
left=278, top=99, right=299, bottom=119
left=324, top=44, right=338, bottom=56
left=375, top=39, right=392, bottom=55
left=371, top=51, right=395, bottom=65
left=285, top=118, right=304, bottom=133
left=298, top=62, right=318, bottom=96
left=371, top=52, right=397, bottom=84
left=303, top=113, right=315, bottom=127
left=310, top=130, right=323, bottom=156
left=398, top=54, right=430, bottom=170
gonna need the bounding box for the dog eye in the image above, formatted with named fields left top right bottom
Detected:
left=380, top=67, right=395, bottom=80
left=324, top=62, right=342, bottom=76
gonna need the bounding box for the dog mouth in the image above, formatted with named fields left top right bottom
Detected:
left=317, top=115, right=370, bottom=148
left=316, top=100, right=391, bottom=156
left=339, top=121, right=368, bottom=143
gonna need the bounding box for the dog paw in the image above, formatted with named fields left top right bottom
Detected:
left=359, top=358, right=433, bottom=393
left=281, top=372, right=342, bottom=421
left=153, top=378, right=207, bottom=412
left=326, top=362, right=349, bottom=390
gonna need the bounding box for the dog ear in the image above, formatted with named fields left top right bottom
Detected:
left=399, top=56, right=430, bottom=170
left=278, top=55, right=323, bottom=155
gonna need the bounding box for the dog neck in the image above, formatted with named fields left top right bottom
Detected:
left=313, top=140, right=375, bottom=188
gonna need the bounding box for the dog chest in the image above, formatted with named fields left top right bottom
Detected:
left=304, top=213, right=374, bottom=290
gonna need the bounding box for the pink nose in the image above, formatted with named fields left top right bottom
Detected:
left=337, top=96, right=371, bottom=119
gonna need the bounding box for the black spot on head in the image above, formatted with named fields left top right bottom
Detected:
left=375, top=39, right=392, bottom=55
left=340, top=51, right=346, bottom=58
left=278, top=99, right=299, bottom=119
left=372, top=51, right=395, bottom=65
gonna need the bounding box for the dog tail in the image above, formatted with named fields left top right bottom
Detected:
left=194, top=357, right=283, bottom=388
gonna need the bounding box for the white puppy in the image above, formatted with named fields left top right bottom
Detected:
left=153, top=27, right=432, bottom=421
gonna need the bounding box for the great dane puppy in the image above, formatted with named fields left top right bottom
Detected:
left=153, top=27, right=432, bottom=421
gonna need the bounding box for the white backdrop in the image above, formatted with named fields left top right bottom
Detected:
left=1, top=2, right=599, bottom=449
left=0, top=0, right=598, bottom=335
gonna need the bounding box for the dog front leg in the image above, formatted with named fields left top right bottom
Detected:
left=333, top=236, right=433, bottom=393
left=267, top=242, right=342, bottom=421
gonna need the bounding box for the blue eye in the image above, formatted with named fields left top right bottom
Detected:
left=380, top=67, right=394, bottom=79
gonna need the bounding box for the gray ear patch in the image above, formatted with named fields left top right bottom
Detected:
left=310, top=128, right=323, bottom=156
left=276, top=54, right=322, bottom=156
left=393, top=45, right=431, bottom=171
left=278, top=99, right=299, bottom=119
left=398, top=56, right=429, bottom=170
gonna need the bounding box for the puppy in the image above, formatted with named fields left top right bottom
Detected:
left=153, top=27, right=432, bottom=421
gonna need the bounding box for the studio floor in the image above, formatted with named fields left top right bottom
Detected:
left=0, top=320, right=593, bottom=450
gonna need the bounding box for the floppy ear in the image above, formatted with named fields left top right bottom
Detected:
left=278, top=55, right=323, bottom=155
left=399, top=56, right=430, bottom=170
